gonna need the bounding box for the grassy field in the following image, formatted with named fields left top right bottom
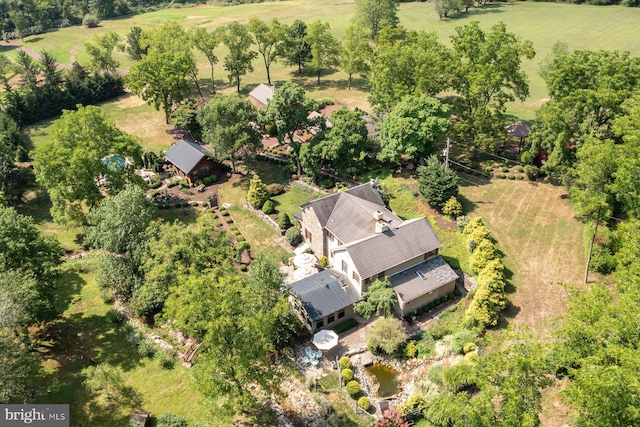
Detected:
left=38, top=258, right=222, bottom=427
left=24, top=92, right=173, bottom=154
left=7, top=0, right=640, bottom=121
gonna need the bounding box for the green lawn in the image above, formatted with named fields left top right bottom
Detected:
left=24, top=91, right=174, bottom=155
left=38, top=258, right=224, bottom=427
left=272, top=182, right=323, bottom=219
left=8, top=1, right=640, bottom=120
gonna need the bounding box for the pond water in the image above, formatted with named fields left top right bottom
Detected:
left=366, top=364, right=401, bottom=397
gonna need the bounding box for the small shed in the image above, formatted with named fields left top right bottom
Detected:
left=129, top=410, right=151, bottom=427
left=164, top=140, right=222, bottom=185
left=248, top=83, right=275, bottom=109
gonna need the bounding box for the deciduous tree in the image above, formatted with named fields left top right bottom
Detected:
left=378, top=95, right=450, bottom=164
left=355, top=278, right=397, bottom=318
left=221, top=22, right=257, bottom=93
left=305, top=21, right=340, bottom=84
left=280, top=20, right=311, bottom=73
left=32, top=105, right=142, bottom=225
left=197, top=95, right=262, bottom=173
left=85, top=31, right=124, bottom=74
left=248, top=18, right=284, bottom=86
left=127, top=22, right=194, bottom=124
left=450, top=21, right=535, bottom=153
left=125, top=26, right=147, bottom=61
left=340, top=25, right=371, bottom=90
left=189, top=27, right=221, bottom=95
left=354, top=0, right=399, bottom=40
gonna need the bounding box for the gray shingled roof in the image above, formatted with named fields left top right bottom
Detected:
left=288, top=269, right=361, bottom=322
left=325, top=193, right=401, bottom=244
left=248, top=83, right=275, bottom=106
left=301, top=182, right=387, bottom=228
left=389, top=256, right=458, bottom=303
left=164, top=140, right=212, bottom=174
left=338, top=217, right=442, bottom=280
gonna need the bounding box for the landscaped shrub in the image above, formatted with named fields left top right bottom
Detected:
left=304, top=247, right=314, bottom=254
left=524, top=165, right=539, bottom=180
left=469, top=239, right=499, bottom=274
left=196, top=184, right=205, bottom=193
left=262, top=200, right=275, bottom=214
left=463, top=342, right=477, bottom=354
left=404, top=340, right=418, bottom=358
left=194, top=180, right=203, bottom=187
left=285, top=227, right=302, bottom=246
left=267, top=183, right=285, bottom=196
left=346, top=380, right=361, bottom=397
left=209, top=174, right=218, bottom=183
left=190, top=201, right=199, bottom=207
left=247, top=174, right=270, bottom=209
left=167, top=179, right=180, bottom=188
left=367, top=318, right=408, bottom=355
left=220, top=210, right=230, bottom=216
left=501, top=166, right=509, bottom=172
left=427, top=364, right=444, bottom=386
left=484, top=165, right=494, bottom=173
left=225, top=217, right=233, bottom=224
left=517, top=166, right=525, bottom=172
left=265, top=123, right=277, bottom=136
left=454, top=287, right=461, bottom=296
left=339, top=356, right=352, bottom=370
left=202, top=176, right=212, bottom=185
left=319, top=255, right=329, bottom=267
left=516, top=174, right=524, bottom=180
left=442, top=363, right=476, bottom=392
left=507, top=174, right=516, bottom=180
left=157, top=413, right=188, bottom=427
left=279, top=213, right=293, bottom=231
left=442, top=196, right=463, bottom=218
left=358, top=396, right=371, bottom=411
left=520, top=151, right=534, bottom=164
left=341, top=368, right=354, bottom=383
left=82, top=14, right=100, bottom=27
left=180, top=182, right=190, bottom=189
left=497, top=173, right=506, bottom=179
left=239, top=264, right=248, bottom=272
left=319, top=177, right=335, bottom=189
left=456, top=215, right=471, bottom=232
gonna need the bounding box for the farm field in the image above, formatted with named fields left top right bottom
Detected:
left=8, top=0, right=640, bottom=122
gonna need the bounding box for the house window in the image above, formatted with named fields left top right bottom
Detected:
left=338, top=310, right=345, bottom=319
left=304, top=229, right=312, bottom=243
left=341, top=260, right=348, bottom=273
left=326, top=230, right=334, bottom=241
left=352, top=271, right=361, bottom=283
left=316, top=320, right=324, bottom=329
left=328, top=315, right=335, bottom=324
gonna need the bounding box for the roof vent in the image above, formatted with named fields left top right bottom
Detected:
left=373, top=210, right=383, bottom=221
left=416, top=270, right=427, bottom=280
left=375, top=220, right=389, bottom=233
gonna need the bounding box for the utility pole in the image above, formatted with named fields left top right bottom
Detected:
left=444, top=137, right=451, bottom=168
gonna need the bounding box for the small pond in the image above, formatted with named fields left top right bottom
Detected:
left=366, top=364, right=401, bottom=397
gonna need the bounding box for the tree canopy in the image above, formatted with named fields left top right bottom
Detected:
left=340, top=25, right=372, bottom=90
left=248, top=18, right=284, bottom=86
left=354, top=0, right=399, bottom=40
left=305, top=21, right=341, bottom=84
left=280, top=20, right=312, bottom=73
left=221, top=22, right=257, bottom=93
left=84, top=31, right=124, bottom=74
left=377, top=95, right=450, bottom=164
left=127, top=22, right=194, bottom=124
left=197, top=94, right=262, bottom=173
left=33, top=105, right=142, bottom=225
left=354, top=278, right=397, bottom=318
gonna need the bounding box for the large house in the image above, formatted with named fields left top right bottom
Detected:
left=289, top=182, right=458, bottom=332
left=164, top=139, right=222, bottom=185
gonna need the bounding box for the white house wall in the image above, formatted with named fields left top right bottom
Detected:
left=332, top=250, right=363, bottom=294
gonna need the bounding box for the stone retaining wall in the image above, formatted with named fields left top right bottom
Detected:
left=243, top=199, right=283, bottom=234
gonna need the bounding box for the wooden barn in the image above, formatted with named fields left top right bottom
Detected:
left=164, top=140, right=222, bottom=185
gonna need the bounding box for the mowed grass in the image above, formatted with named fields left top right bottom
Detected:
left=24, top=91, right=173, bottom=154
left=38, top=258, right=224, bottom=427
left=458, top=176, right=585, bottom=337
left=6, top=1, right=640, bottom=119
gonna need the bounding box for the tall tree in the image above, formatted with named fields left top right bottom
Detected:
left=125, top=26, right=147, bottom=61
left=611, top=94, right=640, bottom=218
left=568, top=136, right=617, bottom=283
left=190, top=27, right=221, bottom=95
left=0, top=54, right=12, bottom=90
left=127, top=22, right=194, bottom=124
left=14, top=50, right=40, bottom=90
left=377, top=95, right=450, bottom=164
left=38, top=50, right=63, bottom=89
left=417, top=155, right=459, bottom=210
left=221, top=22, right=257, bottom=93
left=258, top=82, right=316, bottom=176
left=84, top=31, right=124, bottom=74
left=280, top=20, right=312, bottom=74
left=450, top=21, right=535, bottom=153
left=527, top=50, right=640, bottom=171
left=301, top=108, right=370, bottom=176
left=84, top=184, right=156, bottom=254
left=32, top=105, right=142, bottom=225
left=368, top=28, right=451, bottom=111
left=340, top=25, right=372, bottom=90
left=305, top=21, right=341, bottom=85
left=248, top=18, right=284, bottom=86
left=196, top=94, right=262, bottom=173
left=354, top=0, right=399, bottom=40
